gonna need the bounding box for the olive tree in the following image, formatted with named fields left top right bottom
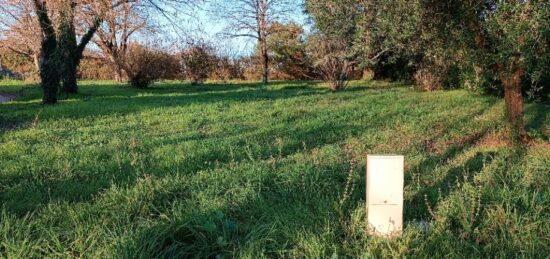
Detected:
left=420, top=0, right=550, bottom=142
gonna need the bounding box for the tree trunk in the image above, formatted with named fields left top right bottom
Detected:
left=62, top=61, right=78, bottom=93
left=33, top=0, right=59, bottom=104
left=59, top=2, right=78, bottom=94
left=260, top=36, right=269, bottom=84
left=500, top=62, right=528, bottom=142
left=33, top=52, right=42, bottom=74
left=41, top=63, right=60, bottom=104
left=61, top=42, right=79, bottom=94
left=60, top=11, right=101, bottom=94
left=40, top=36, right=60, bottom=104
left=115, top=67, right=125, bottom=82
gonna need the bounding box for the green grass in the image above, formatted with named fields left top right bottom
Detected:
left=0, top=80, right=548, bottom=258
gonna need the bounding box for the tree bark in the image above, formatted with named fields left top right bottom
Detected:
left=115, top=66, right=125, bottom=82
left=60, top=4, right=102, bottom=94
left=40, top=46, right=60, bottom=104
left=33, top=52, right=42, bottom=74
left=62, top=58, right=78, bottom=93
left=33, top=0, right=59, bottom=104
left=260, top=35, right=269, bottom=84
left=59, top=13, right=78, bottom=94
left=499, top=59, right=528, bottom=142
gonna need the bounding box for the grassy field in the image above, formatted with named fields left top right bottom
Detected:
left=0, top=80, right=548, bottom=258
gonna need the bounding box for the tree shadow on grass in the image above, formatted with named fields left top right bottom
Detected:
left=401, top=102, right=500, bottom=221
left=0, top=82, right=329, bottom=129
left=81, top=103, right=504, bottom=257
left=0, top=85, right=501, bottom=217
left=405, top=150, right=496, bottom=221
left=0, top=82, right=332, bottom=215
left=346, top=81, right=411, bottom=92
left=525, top=103, right=549, bottom=140
left=3, top=85, right=439, bottom=216
left=2, top=82, right=527, bottom=256
left=112, top=114, right=501, bottom=257
left=0, top=169, right=139, bottom=215
left=109, top=157, right=353, bottom=258
left=0, top=119, right=366, bottom=216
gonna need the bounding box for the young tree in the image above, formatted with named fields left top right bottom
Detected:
left=306, top=33, right=354, bottom=91
left=92, top=1, right=148, bottom=82
left=212, top=0, right=296, bottom=84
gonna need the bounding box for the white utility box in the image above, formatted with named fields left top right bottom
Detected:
left=366, top=155, right=404, bottom=237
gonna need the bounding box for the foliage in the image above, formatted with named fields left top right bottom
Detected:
left=416, top=0, right=550, bottom=139
left=208, top=56, right=245, bottom=81
left=413, top=64, right=445, bottom=91
left=0, top=80, right=548, bottom=257
left=267, top=22, right=316, bottom=80
left=0, top=49, right=37, bottom=80
left=78, top=56, right=117, bottom=80
left=305, top=0, right=361, bottom=46
left=124, top=43, right=178, bottom=88
left=180, top=44, right=215, bottom=85
left=305, top=0, right=361, bottom=90
left=248, top=22, right=316, bottom=80
left=484, top=1, right=550, bottom=102
left=306, top=34, right=354, bottom=91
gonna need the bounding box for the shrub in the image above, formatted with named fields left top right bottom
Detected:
left=413, top=63, right=445, bottom=91
left=180, top=44, right=214, bottom=85
left=306, top=34, right=354, bottom=91
left=0, top=49, right=38, bottom=81
left=78, top=56, right=116, bottom=80
left=124, top=43, right=177, bottom=88
left=209, top=57, right=245, bottom=81
left=264, top=22, right=316, bottom=80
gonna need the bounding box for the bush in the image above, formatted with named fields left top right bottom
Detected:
left=180, top=44, right=215, bottom=85
left=306, top=34, right=354, bottom=91
left=0, top=49, right=38, bottom=81
left=124, top=43, right=177, bottom=88
left=413, top=63, right=445, bottom=91
left=78, top=56, right=117, bottom=80
left=209, top=57, right=245, bottom=81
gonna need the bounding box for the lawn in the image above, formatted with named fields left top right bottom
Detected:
left=0, top=80, right=548, bottom=258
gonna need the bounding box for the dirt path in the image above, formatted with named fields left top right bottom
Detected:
left=0, top=93, right=17, bottom=103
